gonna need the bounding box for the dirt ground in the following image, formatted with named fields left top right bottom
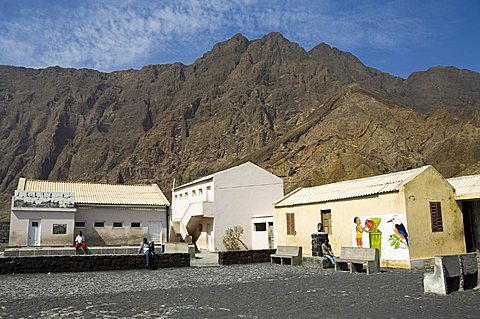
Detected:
left=0, top=263, right=479, bottom=318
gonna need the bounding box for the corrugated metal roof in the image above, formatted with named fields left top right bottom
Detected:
left=275, top=166, right=431, bottom=207
left=447, top=174, right=480, bottom=200
left=18, top=178, right=169, bottom=207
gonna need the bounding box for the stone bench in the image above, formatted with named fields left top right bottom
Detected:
left=423, top=252, right=478, bottom=295
left=271, top=246, right=302, bottom=266
left=334, top=247, right=380, bottom=274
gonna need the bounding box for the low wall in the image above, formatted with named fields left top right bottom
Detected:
left=0, top=222, right=9, bottom=244
left=218, top=249, right=275, bottom=265
left=0, top=253, right=190, bottom=274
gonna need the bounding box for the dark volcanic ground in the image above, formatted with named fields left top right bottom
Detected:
left=0, top=264, right=479, bottom=318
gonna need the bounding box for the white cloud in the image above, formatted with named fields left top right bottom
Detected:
left=0, top=0, right=434, bottom=71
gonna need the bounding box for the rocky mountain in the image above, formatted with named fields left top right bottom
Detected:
left=0, top=32, right=479, bottom=219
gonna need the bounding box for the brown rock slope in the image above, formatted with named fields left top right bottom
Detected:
left=0, top=32, right=479, bottom=218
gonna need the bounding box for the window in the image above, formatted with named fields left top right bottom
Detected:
left=75, top=221, right=86, bottom=228
left=131, top=222, right=141, bottom=228
left=199, top=189, right=203, bottom=195
left=174, top=195, right=178, bottom=200
left=206, top=186, right=211, bottom=190
left=53, top=224, right=67, bottom=234
left=286, top=213, right=296, bottom=235
left=430, top=202, right=443, bottom=232
left=113, top=222, right=123, bottom=228
left=321, top=209, right=332, bottom=234
left=185, top=192, right=188, bottom=198
left=192, top=190, right=196, bottom=197
left=94, top=222, right=105, bottom=228
left=255, top=222, right=267, bottom=232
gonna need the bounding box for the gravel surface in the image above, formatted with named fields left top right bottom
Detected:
left=0, top=264, right=479, bottom=318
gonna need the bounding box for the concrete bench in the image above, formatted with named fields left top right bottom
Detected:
left=424, top=252, right=478, bottom=295
left=271, top=246, right=302, bottom=266
left=335, top=247, right=380, bottom=274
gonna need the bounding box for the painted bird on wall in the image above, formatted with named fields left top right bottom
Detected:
left=387, top=215, right=409, bottom=245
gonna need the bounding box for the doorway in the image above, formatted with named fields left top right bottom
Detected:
left=148, top=222, right=163, bottom=244
left=28, top=219, right=40, bottom=246
left=206, top=223, right=213, bottom=251
left=462, top=201, right=477, bottom=253
left=268, top=222, right=274, bottom=249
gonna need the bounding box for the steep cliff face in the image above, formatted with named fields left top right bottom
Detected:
left=0, top=32, right=479, bottom=218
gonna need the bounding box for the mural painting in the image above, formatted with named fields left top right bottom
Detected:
left=352, top=214, right=409, bottom=261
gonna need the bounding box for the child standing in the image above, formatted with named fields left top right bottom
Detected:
left=354, top=217, right=367, bottom=248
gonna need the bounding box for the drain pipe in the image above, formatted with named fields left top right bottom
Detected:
left=166, top=205, right=170, bottom=245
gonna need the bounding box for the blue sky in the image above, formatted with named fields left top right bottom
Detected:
left=0, top=0, right=478, bottom=78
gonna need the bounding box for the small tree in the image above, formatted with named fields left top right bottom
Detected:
left=222, top=226, right=248, bottom=250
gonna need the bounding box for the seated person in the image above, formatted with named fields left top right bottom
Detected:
left=321, top=239, right=335, bottom=267
left=74, top=231, right=86, bottom=255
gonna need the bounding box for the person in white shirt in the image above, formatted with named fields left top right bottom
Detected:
left=138, top=238, right=151, bottom=267
left=75, top=231, right=86, bottom=255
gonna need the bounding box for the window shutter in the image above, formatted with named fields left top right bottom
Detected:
left=430, top=202, right=443, bottom=232
left=286, top=213, right=295, bottom=235
left=321, top=210, right=332, bottom=235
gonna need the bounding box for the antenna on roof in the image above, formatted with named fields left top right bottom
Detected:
left=172, top=178, right=175, bottom=192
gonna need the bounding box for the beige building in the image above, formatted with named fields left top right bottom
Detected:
left=448, top=174, right=480, bottom=253
left=171, top=162, right=283, bottom=251
left=274, top=166, right=466, bottom=268
left=9, top=178, right=169, bottom=247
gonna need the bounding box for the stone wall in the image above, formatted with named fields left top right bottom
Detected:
left=0, top=253, right=189, bottom=274
left=0, top=222, right=9, bottom=244
left=218, top=249, right=275, bottom=265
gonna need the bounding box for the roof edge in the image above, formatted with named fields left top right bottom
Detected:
left=22, top=178, right=156, bottom=187
left=174, top=176, right=214, bottom=191
left=398, top=165, right=432, bottom=187
left=275, top=189, right=399, bottom=208
left=173, top=161, right=276, bottom=190
left=152, top=183, right=170, bottom=206
left=76, top=203, right=168, bottom=208
left=447, top=173, right=480, bottom=181
left=274, top=187, right=303, bottom=207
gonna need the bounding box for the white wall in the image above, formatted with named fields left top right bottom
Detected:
left=9, top=208, right=76, bottom=246
left=75, top=206, right=167, bottom=246
left=213, top=162, right=283, bottom=251
left=171, top=179, right=214, bottom=221
left=252, top=216, right=274, bottom=250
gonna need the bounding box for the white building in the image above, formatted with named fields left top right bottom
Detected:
left=9, top=178, right=169, bottom=247
left=171, top=162, right=283, bottom=251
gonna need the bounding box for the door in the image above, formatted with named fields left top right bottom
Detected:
left=462, top=201, right=477, bottom=253
left=28, top=219, right=40, bottom=246
left=148, top=222, right=163, bottom=244
left=206, top=223, right=213, bottom=251
left=268, top=222, right=274, bottom=249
